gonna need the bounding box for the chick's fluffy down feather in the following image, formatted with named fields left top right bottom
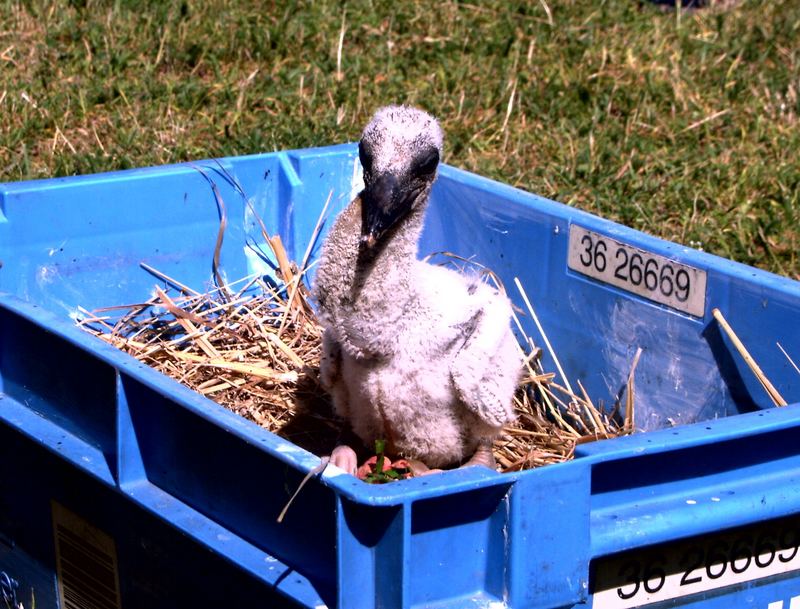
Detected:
left=319, top=260, right=519, bottom=468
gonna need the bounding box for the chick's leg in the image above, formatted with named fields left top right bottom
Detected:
left=463, top=440, right=496, bottom=469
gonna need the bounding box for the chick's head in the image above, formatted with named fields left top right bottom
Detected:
left=358, top=105, right=444, bottom=249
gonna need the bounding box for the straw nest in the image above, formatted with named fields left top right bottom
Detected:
left=78, top=236, right=640, bottom=476
left=77, top=169, right=639, bottom=478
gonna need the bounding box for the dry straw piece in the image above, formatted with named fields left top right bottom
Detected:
left=712, top=307, right=788, bottom=407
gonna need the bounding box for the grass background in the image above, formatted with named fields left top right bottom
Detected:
left=0, top=0, right=797, bottom=279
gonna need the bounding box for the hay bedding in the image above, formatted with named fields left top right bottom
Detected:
left=77, top=178, right=637, bottom=479
left=78, top=237, right=637, bottom=479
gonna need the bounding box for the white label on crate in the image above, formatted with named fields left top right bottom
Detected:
left=51, top=501, right=122, bottom=609
left=567, top=225, right=707, bottom=317
left=592, top=516, right=800, bottom=608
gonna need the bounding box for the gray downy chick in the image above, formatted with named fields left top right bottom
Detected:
left=314, top=105, right=521, bottom=474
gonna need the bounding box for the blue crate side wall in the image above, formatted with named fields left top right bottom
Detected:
left=422, top=166, right=800, bottom=431
left=0, top=156, right=286, bottom=314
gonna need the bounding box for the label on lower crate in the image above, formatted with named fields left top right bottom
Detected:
left=567, top=225, right=707, bottom=317
left=592, top=514, right=800, bottom=608
left=51, top=501, right=122, bottom=609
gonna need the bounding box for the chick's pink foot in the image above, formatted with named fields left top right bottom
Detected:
left=405, top=459, right=443, bottom=476
left=406, top=443, right=495, bottom=476
left=329, top=445, right=358, bottom=476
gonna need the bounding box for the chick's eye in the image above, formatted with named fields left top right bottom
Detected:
left=358, top=142, right=373, bottom=172
left=413, top=149, right=439, bottom=177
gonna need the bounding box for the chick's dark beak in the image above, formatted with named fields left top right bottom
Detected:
left=360, top=172, right=420, bottom=249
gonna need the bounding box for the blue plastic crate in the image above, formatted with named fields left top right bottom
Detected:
left=1, top=144, right=799, bottom=609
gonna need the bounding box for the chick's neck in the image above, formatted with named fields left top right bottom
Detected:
left=354, top=201, right=426, bottom=299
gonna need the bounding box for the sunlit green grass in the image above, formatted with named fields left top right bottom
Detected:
left=1, top=0, right=798, bottom=277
